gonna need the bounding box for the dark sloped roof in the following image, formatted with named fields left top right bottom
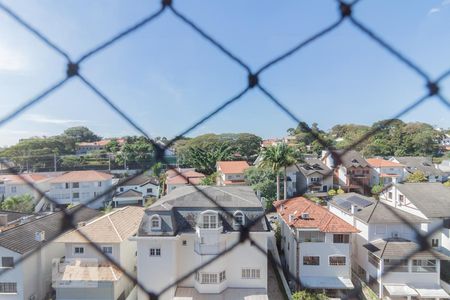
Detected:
left=295, top=158, right=331, bottom=176
left=395, top=183, right=450, bottom=218
left=0, top=206, right=100, bottom=254
left=139, top=186, right=268, bottom=236
left=329, top=150, right=370, bottom=168
left=0, top=210, right=31, bottom=223
left=364, top=238, right=448, bottom=259
left=114, top=189, right=143, bottom=199
left=393, top=156, right=445, bottom=177
left=118, top=174, right=159, bottom=187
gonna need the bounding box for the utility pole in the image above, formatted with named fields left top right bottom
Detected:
left=54, top=154, right=57, bottom=172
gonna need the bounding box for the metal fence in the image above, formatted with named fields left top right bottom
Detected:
left=0, top=0, right=449, bottom=299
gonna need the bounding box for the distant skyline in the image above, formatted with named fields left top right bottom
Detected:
left=1, top=0, right=450, bottom=146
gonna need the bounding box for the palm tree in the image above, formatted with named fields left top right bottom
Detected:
left=260, top=143, right=297, bottom=200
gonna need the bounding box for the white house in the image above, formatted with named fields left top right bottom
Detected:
left=0, top=206, right=99, bottom=300
left=113, top=174, right=160, bottom=207
left=285, top=158, right=333, bottom=197
left=46, top=171, right=114, bottom=209
left=390, top=156, right=446, bottom=183
left=216, top=161, right=249, bottom=186
left=366, top=158, right=405, bottom=186
left=134, top=185, right=271, bottom=300
left=329, top=192, right=450, bottom=299
left=379, top=183, right=450, bottom=256
left=53, top=206, right=144, bottom=300
left=76, top=138, right=125, bottom=155
left=0, top=173, right=62, bottom=203
left=275, top=196, right=359, bottom=298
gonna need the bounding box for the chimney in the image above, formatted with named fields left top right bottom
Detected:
left=35, top=231, right=45, bottom=242
left=0, top=214, right=8, bottom=226
left=280, top=204, right=284, bottom=212
left=288, top=214, right=295, bottom=223
left=351, top=204, right=356, bottom=214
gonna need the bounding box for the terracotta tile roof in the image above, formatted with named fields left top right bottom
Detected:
left=274, top=197, right=358, bottom=233
left=217, top=161, right=250, bottom=174
left=77, top=138, right=125, bottom=147
left=56, top=206, right=144, bottom=244
left=49, top=170, right=113, bottom=183
left=366, top=158, right=404, bottom=168
left=166, top=168, right=205, bottom=185
left=0, top=173, right=53, bottom=184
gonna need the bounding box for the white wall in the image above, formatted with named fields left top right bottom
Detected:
left=47, top=179, right=112, bottom=209
left=136, top=231, right=269, bottom=300
left=116, top=182, right=159, bottom=198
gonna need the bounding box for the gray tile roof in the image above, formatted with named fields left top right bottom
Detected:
left=394, top=183, right=450, bottom=218
left=114, top=189, right=143, bottom=198
left=330, top=193, right=428, bottom=224
left=295, top=158, right=332, bottom=176
left=117, top=174, right=159, bottom=187
left=139, top=186, right=268, bottom=236
left=393, top=156, right=445, bottom=177
left=329, top=150, right=370, bottom=168
left=0, top=206, right=100, bottom=254
left=364, top=238, right=448, bottom=259
left=0, top=210, right=31, bottom=224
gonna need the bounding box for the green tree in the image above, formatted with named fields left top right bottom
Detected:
left=200, top=172, right=218, bottom=186
left=105, top=139, right=120, bottom=153
left=178, top=143, right=235, bottom=175
left=260, top=143, right=297, bottom=200
left=327, top=189, right=337, bottom=196
left=371, top=184, right=384, bottom=199
left=63, top=126, right=101, bottom=143
left=244, top=166, right=279, bottom=207
left=406, top=171, right=428, bottom=183
left=115, top=136, right=154, bottom=168
left=1, top=194, right=34, bottom=213
left=444, top=180, right=450, bottom=187
left=175, top=133, right=262, bottom=166
left=337, top=188, right=345, bottom=194
left=292, top=290, right=328, bottom=300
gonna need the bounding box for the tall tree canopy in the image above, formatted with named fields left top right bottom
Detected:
left=175, top=133, right=262, bottom=173
left=63, top=126, right=101, bottom=143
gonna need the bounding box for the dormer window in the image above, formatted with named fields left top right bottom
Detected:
left=233, top=211, right=245, bottom=226
left=150, top=215, right=161, bottom=230
left=200, top=211, right=219, bottom=229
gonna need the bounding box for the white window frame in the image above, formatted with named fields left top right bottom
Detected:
left=199, top=210, right=219, bottom=229
left=329, top=256, right=346, bottom=266
left=102, top=246, right=113, bottom=255
left=150, top=214, right=161, bottom=230
left=241, top=268, right=261, bottom=279
left=73, top=246, right=85, bottom=255
left=233, top=210, right=245, bottom=226
left=149, top=248, right=161, bottom=257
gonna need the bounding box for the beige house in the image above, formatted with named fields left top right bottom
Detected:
left=53, top=206, right=144, bottom=300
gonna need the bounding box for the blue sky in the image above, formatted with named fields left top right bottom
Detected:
left=0, top=0, right=449, bottom=146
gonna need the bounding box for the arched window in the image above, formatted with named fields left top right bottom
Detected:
left=199, top=210, right=219, bottom=229
left=150, top=214, right=161, bottom=230
left=233, top=211, right=245, bottom=226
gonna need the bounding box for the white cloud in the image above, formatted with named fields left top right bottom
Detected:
left=22, top=114, right=87, bottom=124
left=428, top=7, right=440, bottom=15
left=428, top=0, right=450, bottom=15
left=0, top=45, right=27, bottom=72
